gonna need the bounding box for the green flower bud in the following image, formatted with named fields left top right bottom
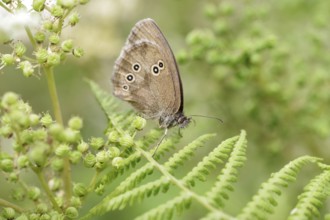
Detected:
left=73, top=183, right=87, bottom=197
left=132, top=116, right=146, bottom=130
left=89, top=137, right=104, bottom=150
left=119, top=133, right=134, bottom=148
left=29, top=213, right=40, bottom=220
left=51, top=158, right=64, bottom=171
left=29, top=113, right=40, bottom=126
left=77, top=141, right=89, bottom=152
left=70, top=196, right=82, bottom=208
left=47, top=52, right=61, bottom=66
left=35, top=48, right=48, bottom=63
left=108, top=147, right=120, bottom=158
left=49, top=123, right=63, bottom=137
left=48, top=178, right=62, bottom=191
left=58, top=0, right=77, bottom=9
left=61, top=128, right=80, bottom=143
left=2, top=207, right=15, bottom=219
left=28, top=186, right=41, bottom=201
left=34, top=31, right=46, bottom=43
left=28, top=143, right=49, bottom=167
left=40, top=214, right=50, bottom=220
left=69, top=12, right=80, bottom=26
left=43, top=21, right=53, bottom=31
left=0, top=125, right=13, bottom=138
left=8, top=172, right=18, bottom=182
left=40, top=113, right=53, bottom=127
left=1, top=54, right=15, bottom=66
left=49, top=34, right=60, bottom=45
left=18, top=61, right=34, bottom=77
left=107, top=131, right=119, bottom=142
left=68, top=116, right=82, bottom=130
left=2, top=92, right=19, bottom=107
left=83, top=153, right=95, bottom=168
left=1, top=158, right=14, bottom=172
left=16, top=214, right=28, bottom=220
left=33, top=0, right=46, bottom=11
left=14, top=42, right=27, bottom=57
left=51, top=5, right=64, bottom=18
left=65, top=207, right=78, bottom=219
left=79, top=0, right=89, bottom=5
left=61, top=39, right=74, bottom=52
left=36, top=203, right=48, bottom=213
left=55, top=144, right=70, bottom=157
left=96, top=150, right=109, bottom=163
left=12, top=187, right=25, bottom=201
left=112, top=157, right=124, bottom=169
left=72, top=47, right=84, bottom=58
left=219, top=2, right=233, bottom=15
left=69, top=151, right=82, bottom=164
left=17, top=155, right=29, bottom=168
left=204, top=3, right=217, bottom=18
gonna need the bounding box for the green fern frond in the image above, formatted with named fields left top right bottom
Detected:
left=238, top=155, right=322, bottom=220
left=205, top=130, right=247, bottom=208
left=135, top=193, right=193, bottom=220
left=85, top=79, right=118, bottom=120
left=164, top=133, right=216, bottom=172
left=182, top=134, right=240, bottom=187
left=84, top=177, right=170, bottom=218
left=288, top=169, right=330, bottom=220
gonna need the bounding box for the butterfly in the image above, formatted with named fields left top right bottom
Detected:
left=111, top=18, right=191, bottom=153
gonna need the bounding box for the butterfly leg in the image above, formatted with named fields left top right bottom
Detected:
left=152, top=128, right=168, bottom=157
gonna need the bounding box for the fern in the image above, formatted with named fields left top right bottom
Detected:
left=238, top=155, right=322, bottom=220
left=205, top=130, right=247, bottom=208
left=288, top=169, right=330, bottom=220
left=79, top=81, right=330, bottom=220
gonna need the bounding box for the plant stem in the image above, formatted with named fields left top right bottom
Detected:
left=0, top=198, right=24, bottom=213
left=34, top=169, right=61, bottom=212
left=0, top=1, right=13, bottom=13
left=43, top=66, right=72, bottom=206
left=43, top=66, right=63, bottom=125
left=139, top=148, right=235, bottom=220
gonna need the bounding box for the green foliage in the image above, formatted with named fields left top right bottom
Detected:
left=180, top=0, right=330, bottom=159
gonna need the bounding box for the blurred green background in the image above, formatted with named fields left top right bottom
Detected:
left=1, top=0, right=329, bottom=219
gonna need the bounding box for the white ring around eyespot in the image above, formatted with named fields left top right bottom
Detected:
left=151, top=64, right=160, bottom=76
left=158, top=60, right=164, bottom=70
left=132, top=63, right=141, bottom=72
left=122, top=84, right=129, bottom=91
left=125, top=73, right=135, bottom=83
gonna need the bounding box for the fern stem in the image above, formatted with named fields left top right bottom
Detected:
left=138, top=148, right=235, bottom=219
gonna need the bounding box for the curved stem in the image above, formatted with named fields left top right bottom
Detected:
left=0, top=198, right=24, bottom=213
left=34, top=169, right=61, bottom=212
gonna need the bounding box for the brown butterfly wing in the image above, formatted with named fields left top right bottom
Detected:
left=112, top=18, right=183, bottom=119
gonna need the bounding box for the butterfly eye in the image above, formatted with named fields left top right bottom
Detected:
left=132, top=63, right=141, bottom=72
left=125, top=73, right=135, bottom=82
left=122, top=84, right=129, bottom=91
left=158, top=60, right=164, bottom=70
left=151, top=65, right=160, bottom=75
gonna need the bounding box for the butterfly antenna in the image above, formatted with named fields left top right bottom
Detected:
left=189, top=114, right=224, bottom=124
left=152, top=128, right=168, bottom=157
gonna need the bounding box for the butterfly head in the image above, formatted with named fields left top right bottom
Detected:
left=159, top=112, right=191, bottom=129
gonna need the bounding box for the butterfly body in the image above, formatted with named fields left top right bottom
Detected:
left=112, top=18, right=190, bottom=130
